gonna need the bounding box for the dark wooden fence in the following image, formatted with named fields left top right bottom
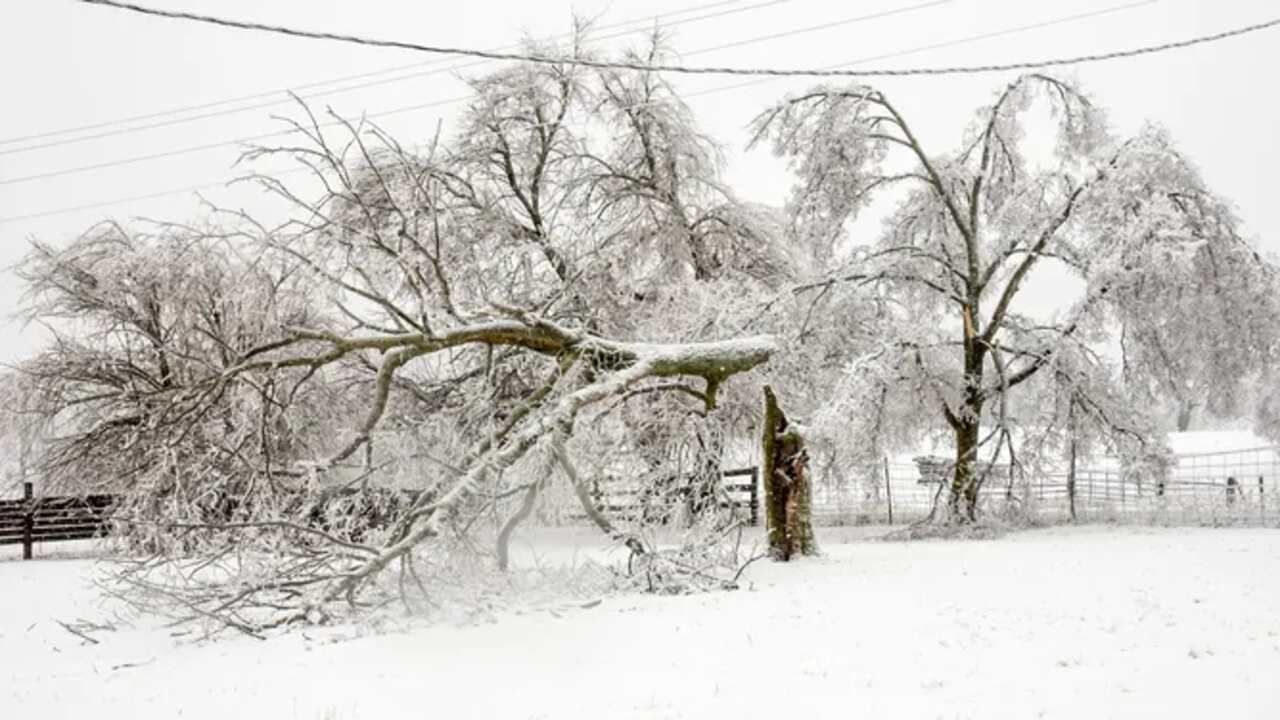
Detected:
left=723, top=467, right=761, bottom=526
left=0, top=482, right=425, bottom=560
left=2, top=467, right=764, bottom=560
left=0, top=483, right=115, bottom=560
left=590, top=466, right=760, bottom=526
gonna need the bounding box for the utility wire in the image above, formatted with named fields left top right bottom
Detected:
left=0, top=0, right=735, bottom=147
left=0, top=173, right=305, bottom=225
left=0, top=0, right=793, bottom=153
left=675, top=2, right=1158, bottom=105
left=81, top=0, right=1280, bottom=79
left=353, top=2, right=1163, bottom=142
left=0, top=0, right=957, bottom=186
left=0, top=0, right=1162, bottom=223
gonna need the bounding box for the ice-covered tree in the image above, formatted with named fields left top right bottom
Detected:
left=751, top=73, right=1275, bottom=523
left=0, top=371, right=45, bottom=495
left=13, top=32, right=787, bottom=629
left=1116, top=227, right=1279, bottom=431
left=12, top=223, right=339, bottom=542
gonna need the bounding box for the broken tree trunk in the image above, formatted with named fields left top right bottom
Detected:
left=761, top=386, right=817, bottom=561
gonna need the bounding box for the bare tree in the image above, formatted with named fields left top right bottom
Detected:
left=752, top=74, right=1274, bottom=523
left=9, top=34, right=790, bottom=631
left=13, top=223, right=335, bottom=548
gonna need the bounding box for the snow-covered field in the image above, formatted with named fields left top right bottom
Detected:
left=3, top=526, right=1279, bottom=719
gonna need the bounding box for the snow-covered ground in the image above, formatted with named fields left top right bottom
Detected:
left=3, top=526, right=1279, bottom=719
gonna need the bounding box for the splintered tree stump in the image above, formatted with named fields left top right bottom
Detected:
left=762, top=386, right=818, bottom=561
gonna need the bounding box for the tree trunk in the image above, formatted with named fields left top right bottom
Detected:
left=948, top=311, right=986, bottom=524
left=761, top=386, right=817, bottom=560
left=949, top=419, right=981, bottom=523
left=1175, top=401, right=1196, bottom=432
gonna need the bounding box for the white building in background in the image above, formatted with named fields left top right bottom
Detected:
left=1162, top=431, right=1280, bottom=488
left=1164, top=430, right=1275, bottom=456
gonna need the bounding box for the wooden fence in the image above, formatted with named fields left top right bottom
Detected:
left=2, top=468, right=763, bottom=560
left=0, top=483, right=114, bottom=559
left=805, top=452, right=1280, bottom=526
left=589, top=467, right=761, bottom=526
left=724, top=467, right=760, bottom=526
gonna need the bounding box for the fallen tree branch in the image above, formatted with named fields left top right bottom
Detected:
left=552, top=432, right=648, bottom=559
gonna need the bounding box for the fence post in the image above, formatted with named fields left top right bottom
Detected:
left=22, top=481, right=33, bottom=561
left=1067, top=435, right=1078, bottom=523
left=750, top=468, right=760, bottom=527
left=883, top=457, right=894, bottom=525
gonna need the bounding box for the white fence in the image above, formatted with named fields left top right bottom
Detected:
left=804, top=446, right=1280, bottom=526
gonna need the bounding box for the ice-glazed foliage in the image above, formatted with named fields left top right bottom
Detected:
left=12, top=223, right=346, bottom=545
left=1256, top=381, right=1280, bottom=443
left=13, top=33, right=1278, bottom=626
left=9, top=28, right=793, bottom=627
left=586, top=35, right=800, bottom=289
left=229, top=30, right=805, bottom=514
left=1072, top=127, right=1280, bottom=428
left=259, top=30, right=798, bottom=349
left=20, top=29, right=793, bottom=520
left=755, top=73, right=1277, bottom=521
left=748, top=84, right=892, bottom=258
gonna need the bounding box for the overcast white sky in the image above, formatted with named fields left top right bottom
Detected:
left=0, top=0, right=1276, bottom=364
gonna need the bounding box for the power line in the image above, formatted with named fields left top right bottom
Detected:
left=675, top=1, right=1159, bottom=101
left=0, top=0, right=736, bottom=147
left=362, top=2, right=1164, bottom=136
left=0, top=171, right=307, bottom=226
left=0, top=1, right=1163, bottom=223
left=0, top=0, right=792, bottom=154
left=81, top=0, right=1280, bottom=79
left=0, top=1, right=957, bottom=187
left=678, top=0, right=951, bottom=57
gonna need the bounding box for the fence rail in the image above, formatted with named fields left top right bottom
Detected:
left=585, top=467, right=760, bottom=526
left=8, top=446, right=1276, bottom=560
left=0, top=483, right=114, bottom=559
left=807, top=449, right=1280, bottom=527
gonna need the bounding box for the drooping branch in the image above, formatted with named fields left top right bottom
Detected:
left=551, top=432, right=647, bottom=558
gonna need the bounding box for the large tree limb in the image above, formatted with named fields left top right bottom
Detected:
left=311, top=332, right=774, bottom=604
